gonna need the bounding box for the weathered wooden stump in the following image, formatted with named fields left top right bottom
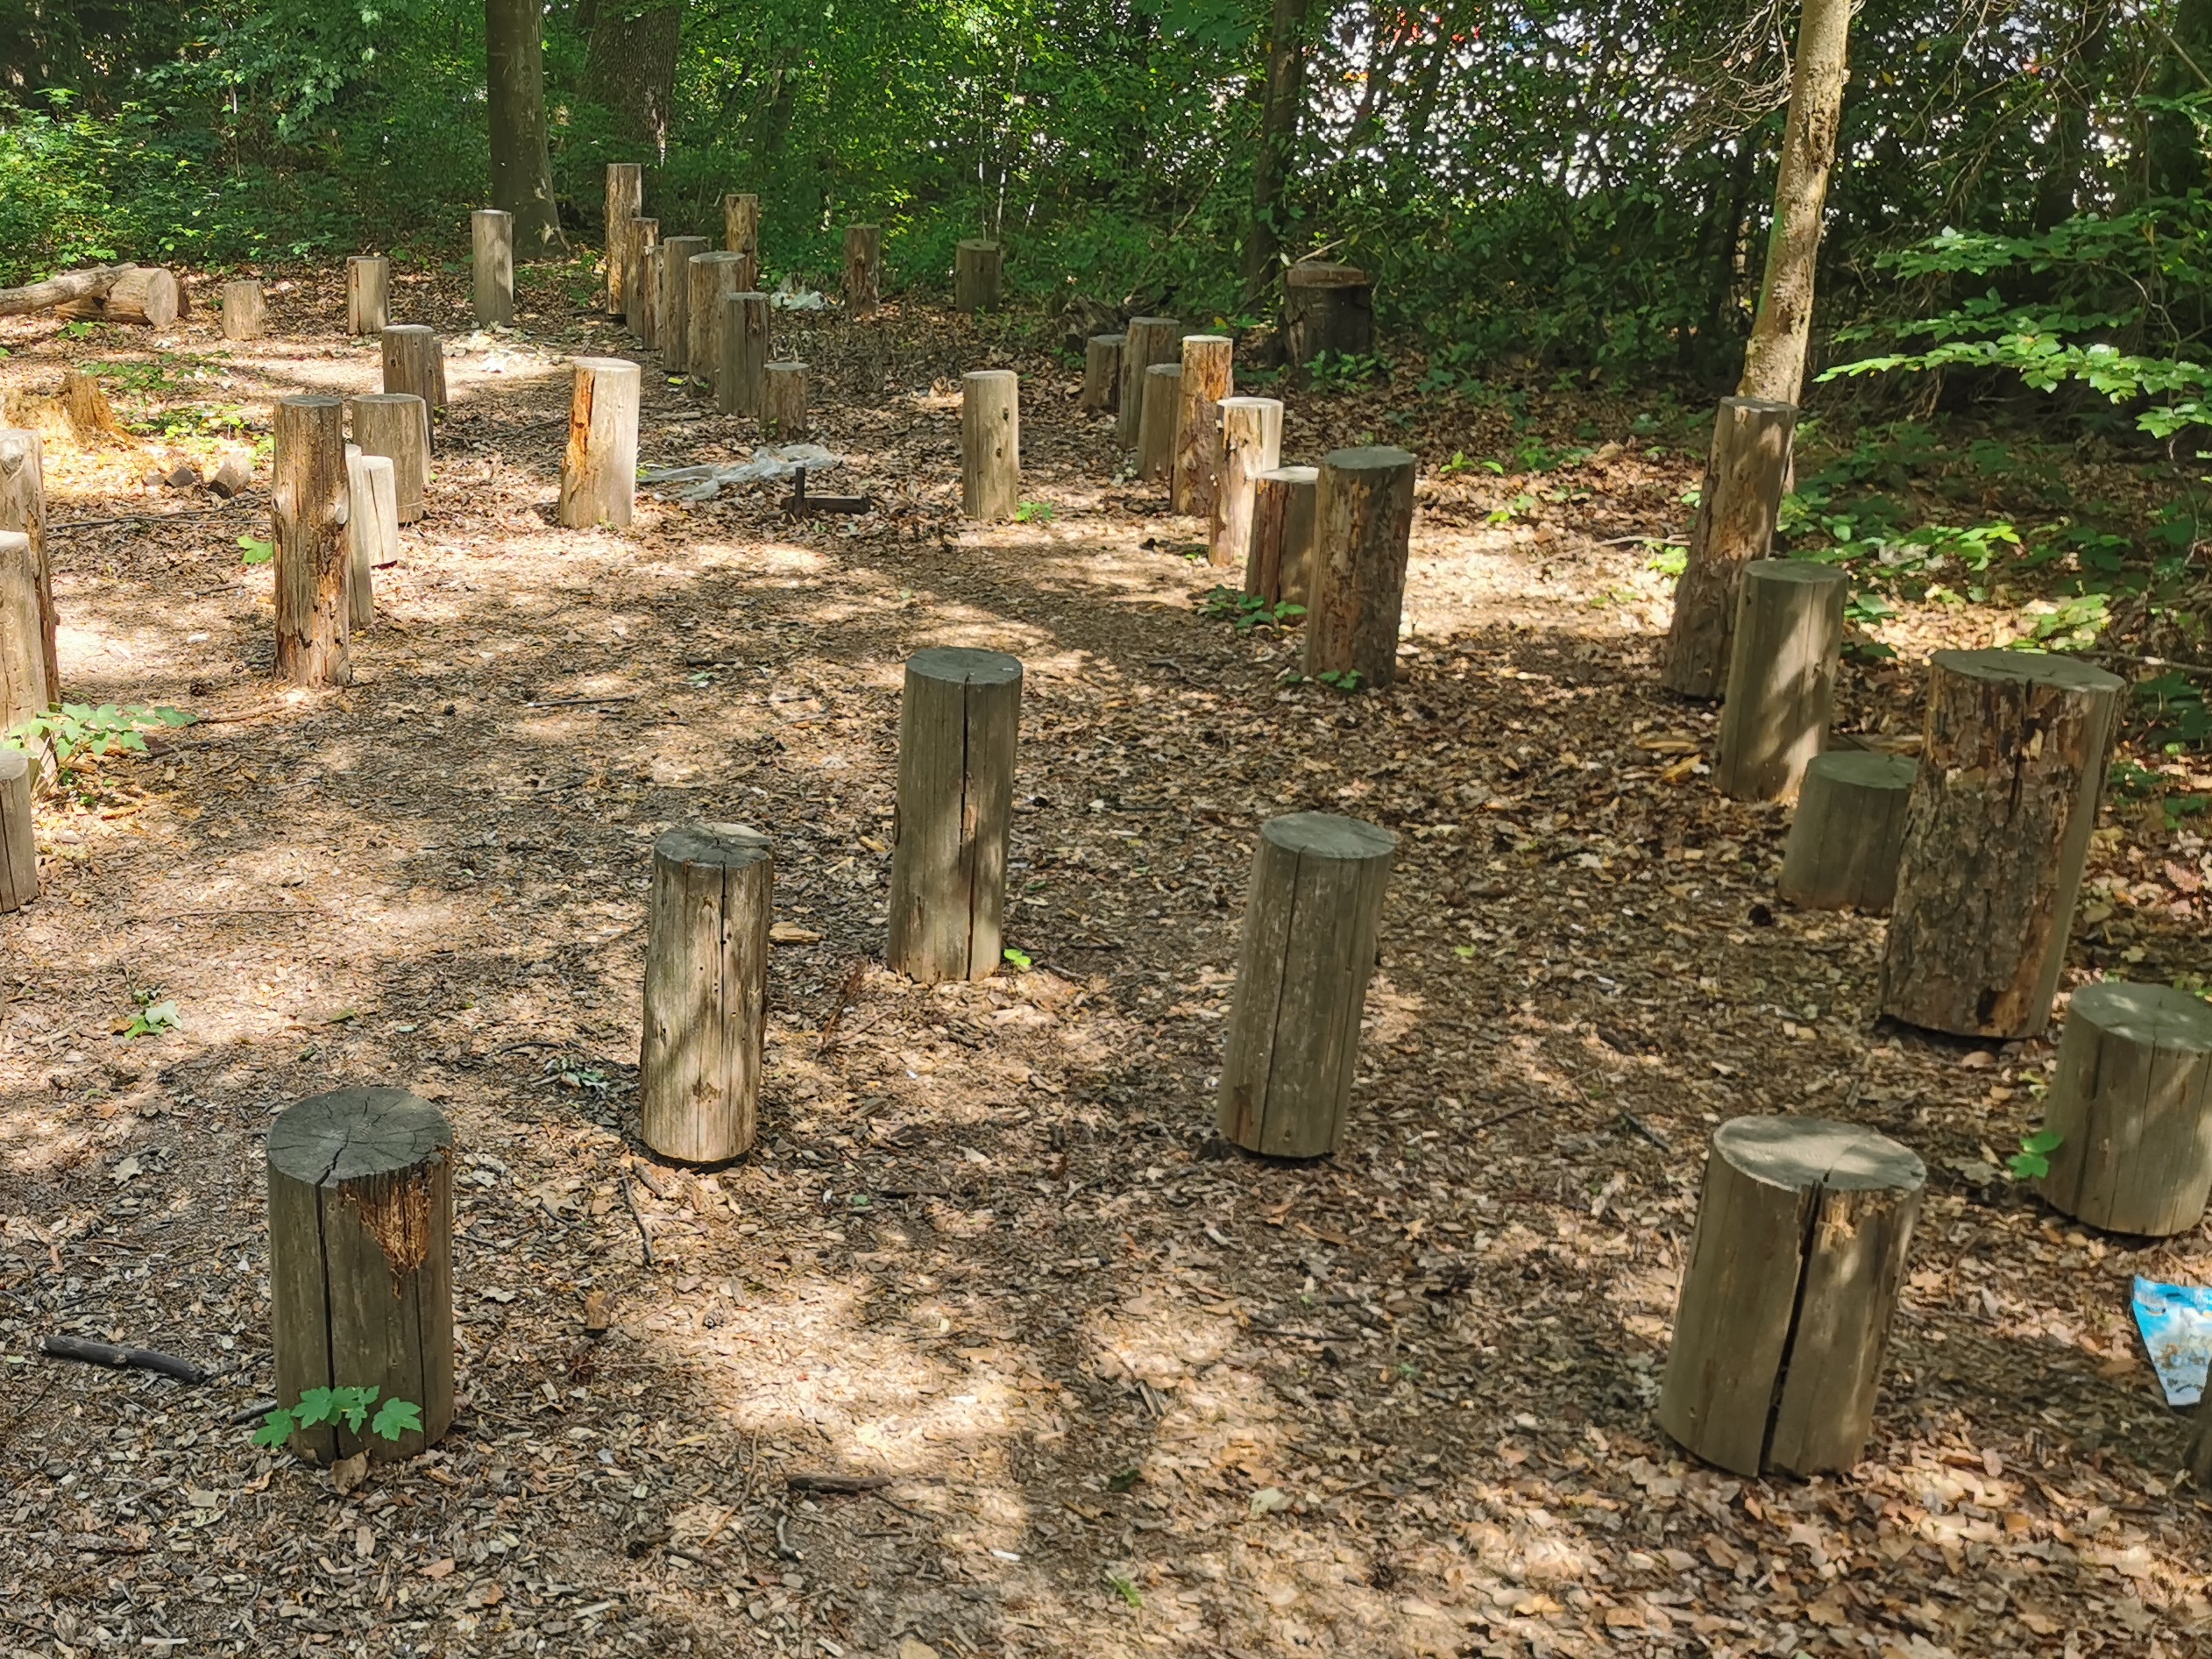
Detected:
left=558, top=358, right=641, bottom=530
left=0, top=429, right=53, bottom=702
left=1173, top=335, right=1232, bottom=518
left=954, top=238, right=1003, bottom=313
left=625, top=218, right=660, bottom=340
left=1117, top=316, right=1183, bottom=448
left=961, top=370, right=1020, bottom=521
left=656, top=235, right=711, bottom=373
left=471, top=209, right=515, bottom=327
left=724, top=193, right=761, bottom=267
left=1138, top=363, right=1181, bottom=484
left=221, top=279, right=266, bottom=341
left=1248, top=464, right=1319, bottom=606
left=2035, top=982, right=2212, bottom=1235
left=1663, top=397, right=1797, bottom=698
left=1303, top=446, right=1417, bottom=688
left=344, top=449, right=397, bottom=637
left=764, top=362, right=809, bottom=440
left=636, top=245, right=663, bottom=351
left=844, top=225, right=883, bottom=314
left=1779, top=751, right=1917, bottom=913
left=346, top=256, right=389, bottom=335
left=272, top=396, right=351, bottom=689
left=1658, top=1116, right=1925, bottom=1478
left=0, top=529, right=48, bottom=745
left=380, top=324, right=446, bottom=415
left=0, top=749, right=33, bottom=912
left=1083, top=334, right=1124, bottom=414
left=640, top=824, right=775, bottom=1164
left=1879, top=649, right=2125, bottom=1038
left=1209, top=396, right=1283, bottom=572
left=605, top=162, right=642, bottom=316
left=688, top=252, right=750, bottom=392
left=1714, top=559, right=1847, bottom=801
left=351, top=393, right=429, bottom=525
left=1284, top=261, right=1374, bottom=370
left=1217, top=813, right=1396, bottom=1157
left=267, top=1088, right=454, bottom=1464
left=719, top=291, right=770, bottom=417
left=887, top=648, right=1023, bottom=983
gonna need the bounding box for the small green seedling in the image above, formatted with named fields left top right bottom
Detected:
left=1315, top=669, right=1365, bottom=693
left=1003, top=946, right=1033, bottom=970
left=2008, top=1130, right=2064, bottom=1180
left=1014, top=500, right=1055, bottom=523
left=253, top=1386, right=422, bottom=1450
left=5, top=702, right=195, bottom=763
left=1105, top=1571, right=1143, bottom=1608
left=1199, top=586, right=1305, bottom=632
left=120, top=990, right=180, bottom=1039
left=238, top=533, right=274, bottom=565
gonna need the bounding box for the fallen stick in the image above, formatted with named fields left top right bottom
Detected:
left=785, top=1471, right=893, bottom=1494
left=39, top=1335, right=209, bottom=1385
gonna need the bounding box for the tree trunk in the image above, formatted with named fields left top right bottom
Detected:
left=1083, top=335, right=1124, bottom=413
left=1210, top=396, right=1283, bottom=571
left=471, top=209, right=515, bottom=326
left=221, top=280, right=265, bottom=341
left=954, top=239, right=1003, bottom=313
left=485, top=0, right=567, bottom=255
left=1245, top=0, right=1312, bottom=297
left=1247, top=464, right=1318, bottom=606
left=763, top=362, right=809, bottom=440
left=718, top=291, right=770, bottom=418
left=656, top=235, right=710, bottom=373
left=1779, top=751, right=1917, bottom=914
left=1138, top=364, right=1181, bottom=485
left=0, top=530, right=48, bottom=742
left=1713, top=559, right=1847, bottom=801
left=346, top=256, right=389, bottom=335
left=381, top=325, right=447, bottom=414
left=0, top=749, right=33, bottom=913
left=1117, top=316, right=1183, bottom=449
left=271, top=396, right=351, bottom=690
left=1304, top=445, right=1417, bottom=688
left=55, top=266, right=178, bottom=328
left=0, top=264, right=132, bottom=319
left=1663, top=397, right=1797, bottom=698
left=351, top=395, right=430, bottom=525
left=585, top=2, right=682, bottom=154
left=843, top=225, right=882, bottom=314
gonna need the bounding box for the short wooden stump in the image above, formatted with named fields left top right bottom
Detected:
left=1, top=748, right=35, bottom=913
left=1779, top=751, right=1918, bottom=913
left=2036, top=982, right=2212, bottom=1235
left=1658, top=1116, right=1925, bottom=1478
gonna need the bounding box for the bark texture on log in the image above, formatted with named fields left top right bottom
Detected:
left=271, top=396, right=351, bottom=689
left=1663, top=397, right=1797, bottom=698
left=604, top=163, right=642, bottom=315
left=724, top=193, right=760, bottom=262
left=844, top=225, right=882, bottom=314
left=961, top=370, right=1020, bottom=521
left=2036, top=982, right=2212, bottom=1236
left=1209, top=396, right=1283, bottom=572
left=625, top=218, right=660, bottom=339
left=1283, top=261, right=1373, bottom=368
left=0, top=429, right=54, bottom=702
left=1138, top=364, right=1181, bottom=484
left=1779, top=750, right=1917, bottom=913
left=0, top=264, right=132, bottom=319
left=558, top=358, right=641, bottom=530
left=1247, top=464, right=1318, bottom=606
left=1173, top=335, right=1233, bottom=518
left=1303, top=445, right=1416, bottom=687
left=56, top=266, right=177, bottom=327
left=1714, top=559, right=1847, bottom=801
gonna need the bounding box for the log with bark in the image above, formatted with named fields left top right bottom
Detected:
left=0, top=264, right=134, bottom=320
left=57, top=267, right=180, bottom=329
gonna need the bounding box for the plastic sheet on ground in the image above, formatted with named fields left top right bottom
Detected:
left=769, top=282, right=826, bottom=311
left=2131, top=1276, right=2212, bottom=1406
left=637, top=444, right=840, bottom=500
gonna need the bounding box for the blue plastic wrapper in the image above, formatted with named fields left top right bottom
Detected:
left=2131, top=1276, right=2212, bottom=1407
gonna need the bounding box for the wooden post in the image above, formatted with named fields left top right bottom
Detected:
left=844, top=225, right=882, bottom=314
left=1658, top=1116, right=1924, bottom=1478
left=380, top=324, right=446, bottom=414
left=346, top=256, right=389, bottom=335
left=1304, top=446, right=1418, bottom=689
left=1663, top=397, right=1797, bottom=698
left=0, top=749, right=32, bottom=913
left=351, top=394, right=430, bottom=525
left=1283, top=261, right=1374, bottom=369
left=221, top=279, right=266, bottom=341
left=636, top=245, right=663, bottom=351
left=657, top=235, right=710, bottom=372
left=605, top=162, right=642, bottom=315
left=954, top=238, right=1003, bottom=312
left=1083, top=334, right=1124, bottom=414
left=1779, top=751, right=1917, bottom=913
left=1216, top=812, right=1397, bottom=1158
left=886, top=648, right=1023, bottom=983
left=640, top=824, right=774, bottom=1163
left=272, top=396, right=351, bottom=690
left=961, top=370, right=1020, bottom=521
left=764, top=361, right=810, bottom=439
left=1138, top=363, right=1181, bottom=484
left=724, top=193, right=761, bottom=272
left=0, top=429, right=54, bottom=703
left=344, top=450, right=397, bottom=637
left=1714, top=560, right=1847, bottom=801
left=626, top=218, right=659, bottom=339
left=0, top=530, right=48, bottom=740
left=688, top=252, right=749, bottom=391
left=2034, top=982, right=2212, bottom=1235
left=1209, top=396, right=1283, bottom=571
left=267, top=1088, right=454, bottom=1464
left=1879, top=649, right=2124, bottom=1039
left=1248, top=464, right=1319, bottom=606
left=471, top=209, right=515, bottom=326
left=1173, top=335, right=1233, bottom=518
left=1117, top=316, right=1182, bottom=448
left=558, top=358, right=641, bottom=530
left=718, top=291, right=770, bottom=417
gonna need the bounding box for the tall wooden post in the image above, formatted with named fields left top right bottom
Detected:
left=272, top=396, right=351, bottom=689
left=719, top=291, right=770, bottom=417
left=344, top=450, right=397, bottom=637
left=688, top=251, right=749, bottom=391
left=1663, top=398, right=1797, bottom=698
left=1138, top=364, right=1181, bottom=484
left=1083, top=335, right=1124, bottom=414
left=0, top=531, right=48, bottom=741
left=558, top=358, right=641, bottom=530
left=380, top=324, right=446, bottom=414
left=887, top=649, right=1023, bottom=983
left=1117, top=317, right=1183, bottom=448
left=844, top=225, right=883, bottom=314
left=1173, top=335, right=1233, bottom=518
left=268, top=1088, right=454, bottom=1464
left=764, top=362, right=810, bottom=439
left=961, top=370, right=1020, bottom=521
left=1304, top=446, right=1417, bottom=689
left=954, top=238, right=1003, bottom=312
left=0, top=749, right=32, bottom=913
left=1248, top=464, right=1319, bottom=606
left=640, top=824, right=774, bottom=1163
left=0, top=429, right=54, bottom=703
left=725, top=193, right=762, bottom=275
left=346, top=256, right=390, bottom=335
left=472, top=209, right=515, bottom=326
left=1209, top=396, right=1283, bottom=571
left=626, top=218, right=660, bottom=339
left=221, top=280, right=265, bottom=341
left=636, top=245, right=663, bottom=351
left=1713, top=559, right=1847, bottom=801
left=1779, top=752, right=1917, bottom=913
left=604, top=163, right=642, bottom=315
left=656, top=235, right=710, bottom=372
left=351, top=394, right=429, bottom=525
left=2036, top=982, right=2212, bottom=1236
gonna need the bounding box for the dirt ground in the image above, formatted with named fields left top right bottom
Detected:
left=2, top=263, right=2210, bottom=1659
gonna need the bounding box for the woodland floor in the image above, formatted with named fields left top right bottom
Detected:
left=2, top=265, right=2210, bottom=1659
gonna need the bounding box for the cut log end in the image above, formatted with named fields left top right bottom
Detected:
left=2036, top=981, right=2212, bottom=1236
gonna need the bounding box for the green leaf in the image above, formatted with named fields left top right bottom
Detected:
left=2007, top=1151, right=2051, bottom=1180
left=1003, top=946, right=1032, bottom=970
left=238, top=533, right=274, bottom=566
left=370, top=1397, right=423, bottom=1442
left=252, top=1409, right=297, bottom=1449
left=2021, top=1130, right=2065, bottom=1155
left=293, top=1386, right=340, bottom=1428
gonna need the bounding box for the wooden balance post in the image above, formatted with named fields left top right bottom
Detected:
left=1, top=531, right=47, bottom=769
left=471, top=209, right=515, bottom=327
left=1138, top=364, right=1181, bottom=484
left=272, top=396, right=351, bottom=689
left=1663, top=397, right=1797, bottom=698
left=1713, top=559, right=1848, bottom=801
left=2034, top=982, right=2212, bottom=1235
left=344, top=449, right=397, bottom=636
left=640, top=824, right=775, bottom=1163
left=764, top=362, right=809, bottom=440
left=346, top=256, right=389, bottom=335
left=1284, top=261, right=1374, bottom=371
left=0, top=429, right=54, bottom=701
left=558, top=359, right=641, bottom=530
left=626, top=219, right=660, bottom=343
left=267, top=1088, right=455, bottom=1464
left=656, top=236, right=710, bottom=374
left=1217, top=812, right=1397, bottom=1157
left=724, top=193, right=761, bottom=286
left=351, top=393, right=430, bottom=525
left=718, top=291, right=771, bottom=417
left=1117, top=317, right=1183, bottom=449
left=688, top=252, right=750, bottom=393
left=1780, top=751, right=1918, bottom=913
left=961, top=370, right=1020, bottom=521
left=1658, top=1116, right=1925, bottom=1477
left=887, top=649, right=1023, bottom=983
left=1083, top=334, right=1124, bottom=414
left=844, top=225, right=883, bottom=314
left=1304, top=445, right=1418, bottom=688
left=380, top=324, right=446, bottom=414
left=1247, top=464, right=1319, bottom=606
left=955, top=238, right=1003, bottom=313
left=221, top=279, right=266, bottom=341
left=0, top=749, right=33, bottom=913
left=605, top=163, right=642, bottom=316
left=1210, top=397, right=1283, bottom=572
left=1173, top=335, right=1233, bottom=519
left=1880, top=649, right=2125, bottom=1039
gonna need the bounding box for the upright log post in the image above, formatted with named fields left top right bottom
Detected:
left=954, top=238, right=1003, bottom=313
left=763, top=362, right=810, bottom=440
left=886, top=648, right=1023, bottom=983
left=344, top=450, right=397, bottom=637
left=0, top=531, right=48, bottom=740
left=1138, top=363, right=1181, bottom=484
left=1117, top=317, right=1183, bottom=448
left=1779, top=751, right=1917, bottom=913
left=2035, top=982, right=2212, bottom=1236
left=626, top=218, right=660, bottom=339
left=1209, top=396, right=1283, bottom=571
left=380, top=324, right=447, bottom=414
left=351, top=394, right=430, bottom=525
left=1658, top=1117, right=1924, bottom=1478
left=558, top=358, right=642, bottom=530
left=271, top=396, right=351, bottom=689
left=1083, top=334, right=1124, bottom=414
left=718, top=291, right=770, bottom=417
left=1663, top=398, right=1797, bottom=698
left=267, top=1088, right=455, bottom=1464
left=724, top=193, right=761, bottom=276
left=1283, top=261, right=1375, bottom=370
left=688, top=252, right=749, bottom=391
left=656, top=235, right=710, bottom=372
left=0, top=429, right=54, bottom=702
left=961, top=370, right=1020, bottom=521
left=1879, top=650, right=2125, bottom=1038
left=636, top=245, right=663, bottom=351
left=221, top=280, right=266, bottom=341
left=346, top=256, right=390, bottom=335
left=1216, top=812, right=1397, bottom=1158
left=471, top=209, right=515, bottom=327
left=1248, top=464, right=1319, bottom=606
left=0, top=749, right=33, bottom=913
left=604, top=163, right=642, bottom=316
left=1714, top=559, right=1847, bottom=801
left=844, top=225, right=883, bottom=314
left=640, top=824, right=774, bottom=1163
left=1173, top=335, right=1233, bottom=518
left=1304, top=446, right=1418, bottom=689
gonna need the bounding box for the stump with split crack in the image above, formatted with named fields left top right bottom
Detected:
left=961, top=370, right=1020, bottom=521
left=558, top=358, right=641, bottom=529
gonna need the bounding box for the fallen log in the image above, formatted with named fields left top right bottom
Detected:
left=57, top=266, right=180, bottom=328
left=0, top=264, right=135, bottom=320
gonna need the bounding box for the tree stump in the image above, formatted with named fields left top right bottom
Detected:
left=57, top=266, right=178, bottom=328
left=351, top=394, right=430, bottom=525
left=1216, top=812, right=1396, bottom=1157
left=605, top=163, right=642, bottom=315
left=0, top=529, right=48, bottom=744
left=1173, top=335, right=1233, bottom=518
left=1303, top=446, right=1417, bottom=687
left=954, top=238, right=1002, bottom=313
left=1138, top=363, right=1181, bottom=484
left=625, top=218, right=660, bottom=340
left=844, top=225, right=882, bottom=314
left=558, top=358, right=641, bottom=530
left=887, top=648, right=1023, bottom=983
left=1117, top=317, right=1183, bottom=448
left=764, top=362, right=809, bottom=440
left=688, top=252, right=750, bottom=391
left=221, top=279, right=265, bottom=341
left=471, top=209, right=515, bottom=327
left=961, top=369, right=1020, bottom=521
left=1714, top=559, right=1847, bottom=801
left=0, top=749, right=32, bottom=913
left=1879, top=649, right=2124, bottom=1038
left=1663, top=397, right=1797, bottom=698
left=380, top=324, right=446, bottom=415
left=1083, top=334, right=1124, bottom=414
left=267, top=1088, right=455, bottom=1464
left=1658, top=1116, right=1925, bottom=1478
left=718, top=291, right=770, bottom=417
left=2035, top=982, right=2212, bottom=1235
left=1209, top=396, right=1283, bottom=571
left=656, top=236, right=710, bottom=373
left=344, top=450, right=397, bottom=637
left=272, top=396, right=351, bottom=690
left=724, top=193, right=761, bottom=267
left=640, top=824, right=775, bottom=1163
left=1779, top=751, right=1917, bottom=913
left=636, top=245, right=663, bottom=351
left=1248, top=464, right=1319, bottom=606
left=1283, top=261, right=1374, bottom=369
left=346, top=256, right=389, bottom=335
left=0, top=429, right=54, bottom=703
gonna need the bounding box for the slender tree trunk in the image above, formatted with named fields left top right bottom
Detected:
left=1245, top=0, right=1312, bottom=295
left=486, top=0, right=568, bottom=254
left=585, top=2, right=683, bottom=154
left=2149, top=0, right=2212, bottom=195
left=1736, top=0, right=1852, bottom=405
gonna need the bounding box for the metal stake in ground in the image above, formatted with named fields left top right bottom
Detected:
left=272, top=395, right=351, bottom=689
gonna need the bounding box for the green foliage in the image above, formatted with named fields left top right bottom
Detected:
left=1013, top=500, right=1054, bottom=523
left=4, top=702, right=195, bottom=763
left=238, top=533, right=274, bottom=565
left=2008, top=1130, right=2064, bottom=1182
left=1002, top=946, right=1032, bottom=970
left=1200, top=586, right=1305, bottom=632
left=121, top=987, right=180, bottom=1039
left=252, top=1386, right=422, bottom=1450
left=1314, top=669, right=1365, bottom=693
